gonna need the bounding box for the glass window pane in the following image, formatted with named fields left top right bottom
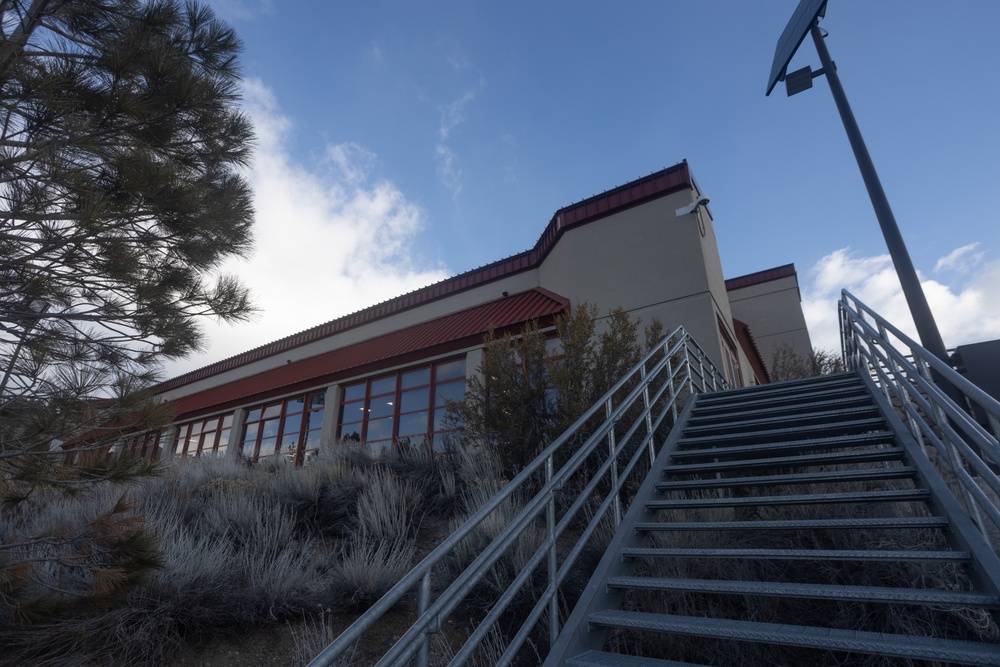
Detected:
left=432, top=432, right=458, bottom=453
left=305, top=410, right=324, bottom=431
left=242, top=423, right=259, bottom=444
left=280, top=433, right=299, bottom=458
left=242, top=439, right=257, bottom=458
left=218, top=429, right=230, bottom=450
left=435, top=381, right=465, bottom=406
left=400, top=387, right=430, bottom=413
left=245, top=408, right=261, bottom=423
left=258, top=437, right=278, bottom=458
left=545, top=337, right=563, bottom=356
left=342, top=383, right=365, bottom=403
left=308, top=393, right=326, bottom=409
left=174, top=438, right=186, bottom=456
left=433, top=407, right=450, bottom=431
left=368, top=396, right=395, bottom=419
left=282, top=413, right=302, bottom=436
left=221, top=414, right=234, bottom=429
left=261, top=418, right=280, bottom=439
left=398, top=411, right=429, bottom=437
left=285, top=397, right=304, bottom=415
left=401, top=368, right=430, bottom=389
left=370, top=376, right=396, bottom=396
left=263, top=404, right=281, bottom=419
left=214, top=442, right=228, bottom=457
left=366, top=417, right=393, bottom=442
left=202, top=417, right=219, bottom=432
left=190, top=421, right=202, bottom=435
left=305, top=429, right=322, bottom=447
left=435, top=359, right=465, bottom=381
left=339, top=425, right=362, bottom=441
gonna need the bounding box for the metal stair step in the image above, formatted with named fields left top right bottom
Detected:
left=670, top=431, right=896, bottom=461
left=635, top=516, right=949, bottom=532
left=587, top=610, right=1000, bottom=665
left=621, top=547, right=971, bottom=562
left=681, top=406, right=881, bottom=437
left=665, top=446, right=904, bottom=476
left=655, top=466, right=916, bottom=490
left=692, top=384, right=868, bottom=415
left=694, top=374, right=862, bottom=404
left=686, top=394, right=875, bottom=425
left=605, top=576, right=1000, bottom=607
left=676, top=418, right=888, bottom=447
left=566, top=650, right=710, bottom=667
left=646, top=488, right=931, bottom=510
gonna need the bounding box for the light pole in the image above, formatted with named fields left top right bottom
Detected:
left=767, top=0, right=951, bottom=367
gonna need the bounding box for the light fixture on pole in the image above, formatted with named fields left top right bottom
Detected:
left=766, top=0, right=951, bottom=367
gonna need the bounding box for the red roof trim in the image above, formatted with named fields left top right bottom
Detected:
left=165, top=288, right=569, bottom=418
left=725, top=264, right=797, bottom=292
left=156, top=162, right=693, bottom=393
left=733, top=318, right=771, bottom=384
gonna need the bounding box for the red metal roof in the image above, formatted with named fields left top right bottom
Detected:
left=733, top=318, right=770, bottom=385
left=165, top=288, right=569, bottom=418
left=156, top=162, right=693, bottom=393
left=725, top=264, right=797, bottom=292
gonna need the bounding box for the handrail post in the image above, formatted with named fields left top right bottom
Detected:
left=640, top=364, right=656, bottom=466
left=605, top=398, right=622, bottom=527
left=545, top=455, right=559, bottom=648
left=417, top=571, right=433, bottom=667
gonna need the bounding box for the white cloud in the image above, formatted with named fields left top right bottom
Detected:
left=162, top=79, right=449, bottom=377
left=934, top=242, right=984, bottom=274
left=802, top=247, right=1000, bottom=354
left=434, top=80, right=484, bottom=201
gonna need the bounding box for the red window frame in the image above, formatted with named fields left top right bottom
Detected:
left=175, top=413, right=235, bottom=457
left=338, top=358, right=466, bottom=452
left=240, top=391, right=325, bottom=464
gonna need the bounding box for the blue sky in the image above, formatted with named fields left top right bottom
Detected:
left=169, top=0, right=1000, bottom=376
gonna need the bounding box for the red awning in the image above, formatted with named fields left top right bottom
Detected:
left=165, top=288, right=569, bottom=417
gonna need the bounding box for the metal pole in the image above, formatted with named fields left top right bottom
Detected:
left=809, top=22, right=949, bottom=366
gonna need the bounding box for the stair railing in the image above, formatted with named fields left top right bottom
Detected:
left=839, top=289, right=1000, bottom=541
left=307, top=326, right=727, bottom=667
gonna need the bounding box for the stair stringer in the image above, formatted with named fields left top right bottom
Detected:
left=543, top=397, right=703, bottom=665
left=859, top=369, right=1000, bottom=599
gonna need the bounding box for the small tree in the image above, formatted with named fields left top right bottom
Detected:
left=450, top=305, right=660, bottom=475
left=1, top=0, right=255, bottom=620
left=769, top=343, right=844, bottom=382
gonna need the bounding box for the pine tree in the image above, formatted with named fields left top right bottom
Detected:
left=0, top=0, right=255, bottom=619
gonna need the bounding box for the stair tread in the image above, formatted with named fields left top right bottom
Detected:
left=681, top=406, right=881, bottom=435
left=635, top=516, right=949, bottom=531
left=646, top=488, right=931, bottom=509
left=587, top=610, right=1000, bottom=664
left=676, top=418, right=888, bottom=446
left=605, top=576, right=1000, bottom=607
left=670, top=431, right=896, bottom=460
left=655, top=466, right=916, bottom=490
left=621, top=547, right=970, bottom=562
left=688, top=394, right=871, bottom=422
left=666, top=446, right=903, bottom=475
left=695, top=374, right=861, bottom=402
left=566, top=650, right=710, bottom=667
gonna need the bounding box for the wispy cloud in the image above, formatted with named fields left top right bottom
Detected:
left=934, top=242, right=984, bottom=274
left=205, top=0, right=273, bottom=21
left=435, top=79, right=485, bottom=202
left=163, top=80, right=449, bottom=377
left=801, top=247, right=1000, bottom=354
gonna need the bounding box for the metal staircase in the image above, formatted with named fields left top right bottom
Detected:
left=546, top=371, right=1000, bottom=665
left=310, top=291, right=1000, bottom=666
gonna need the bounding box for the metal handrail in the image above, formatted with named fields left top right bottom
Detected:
left=307, top=327, right=728, bottom=667
left=839, top=289, right=1000, bottom=540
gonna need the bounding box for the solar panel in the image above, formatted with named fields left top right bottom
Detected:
left=766, top=0, right=827, bottom=96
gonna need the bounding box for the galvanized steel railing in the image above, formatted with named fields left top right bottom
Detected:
left=839, top=289, right=1000, bottom=543
left=307, top=326, right=727, bottom=667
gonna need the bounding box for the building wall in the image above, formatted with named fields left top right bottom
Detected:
left=538, top=188, right=739, bottom=379
left=727, top=272, right=813, bottom=370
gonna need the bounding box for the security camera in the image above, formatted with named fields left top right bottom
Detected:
left=674, top=195, right=710, bottom=217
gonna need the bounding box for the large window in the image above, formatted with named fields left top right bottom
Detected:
left=718, top=320, right=744, bottom=389
left=240, top=391, right=325, bottom=463
left=175, top=413, right=234, bottom=457
left=338, top=358, right=465, bottom=451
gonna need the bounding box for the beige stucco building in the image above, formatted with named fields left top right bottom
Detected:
left=136, top=161, right=812, bottom=462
